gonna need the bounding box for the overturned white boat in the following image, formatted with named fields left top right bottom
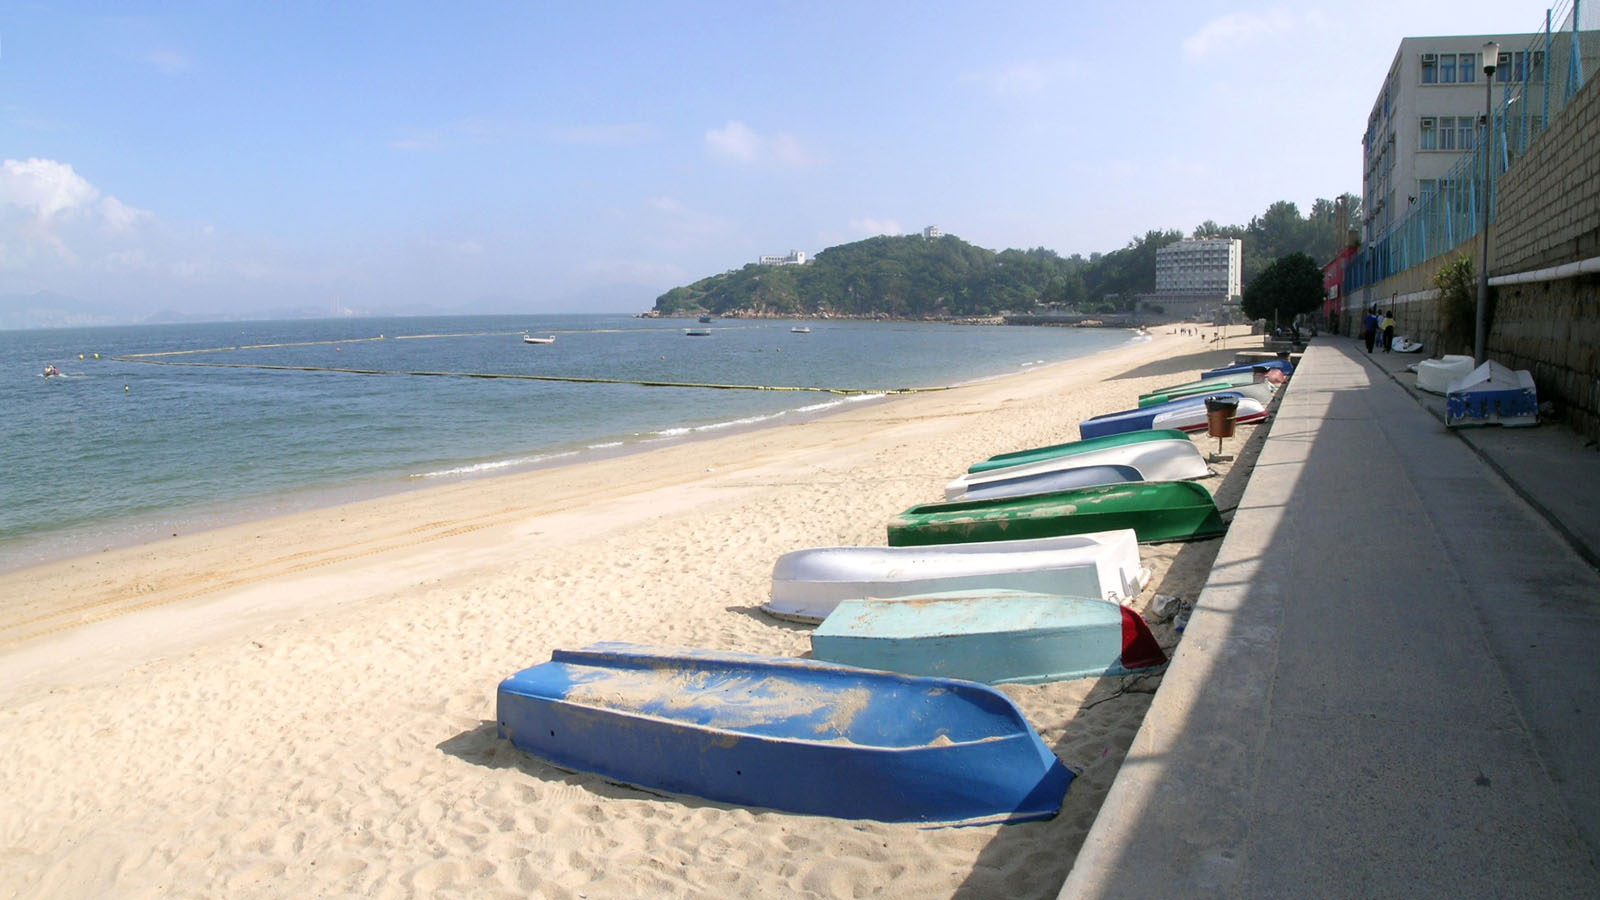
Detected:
left=1446, top=361, right=1539, bottom=427
left=1415, top=355, right=1474, bottom=394
left=944, top=436, right=1210, bottom=500
left=763, top=529, right=1148, bottom=624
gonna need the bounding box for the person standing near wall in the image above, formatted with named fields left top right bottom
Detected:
left=1362, top=307, right=1378, bottom=353
left=1381, top=310, right=1396, bottom=352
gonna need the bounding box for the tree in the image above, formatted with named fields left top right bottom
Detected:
left=1241, top=252, right=1324, bottom=326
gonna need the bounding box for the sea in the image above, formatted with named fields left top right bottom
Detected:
left=0, top=314, right=1131, bottom=573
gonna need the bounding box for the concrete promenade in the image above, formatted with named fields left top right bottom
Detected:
left=1062, top=338, right=1600, bottom=897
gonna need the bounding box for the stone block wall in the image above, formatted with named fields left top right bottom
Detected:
left=1487, top=74, right=1600, bottom=441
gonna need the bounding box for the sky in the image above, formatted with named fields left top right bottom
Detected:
left=0, top=1, right=1543, bottom=318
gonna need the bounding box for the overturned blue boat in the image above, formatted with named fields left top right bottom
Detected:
left=1078, top=390, right=1260, bottom=440
left=1200, top=359, right=1293, bottom=380
left=496, top=643, right=1072, bottom=823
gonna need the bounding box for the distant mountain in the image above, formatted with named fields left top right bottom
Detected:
left=0, top=291, right=128, bottom=330
left=653, top=234, right=1089, bottom=319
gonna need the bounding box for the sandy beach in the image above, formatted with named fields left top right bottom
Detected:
left=0, top=327, right=1267, bottom=899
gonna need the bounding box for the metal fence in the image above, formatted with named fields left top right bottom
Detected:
left=1346, top=0, right=1598, bottom=294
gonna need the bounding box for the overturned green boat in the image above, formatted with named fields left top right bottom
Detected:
left=1138, top=376, right=1261, bottom=407
left=888, top=481, right=1227, bottom=546
left=968, top=429, right=1191, bottom=474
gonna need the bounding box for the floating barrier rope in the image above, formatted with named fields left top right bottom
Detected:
left=111, top=357, right=944, bottom=395
left=109, top=330, right=947, bottom=394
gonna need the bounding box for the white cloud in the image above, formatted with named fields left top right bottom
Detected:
left=705, top=121, right=815, bottom=168
left=143, top=49, right=193, bottom=74
left=646, top=195, right=734, bottom=250
left=2, top=157, right=154, bottom=270
left=848, top=218, right=903, bottom=237
left=2, top=158, right=100, bottom=219
left=963, top=59, right=1079, bottom=98
left=548, top=123, right=654, bottom=145
left=1182, top=11, right=1300, bottom=60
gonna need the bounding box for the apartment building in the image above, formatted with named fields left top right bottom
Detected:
left=1360, top=32, right=1543, bottom=248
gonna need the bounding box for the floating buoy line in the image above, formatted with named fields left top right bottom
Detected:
left=109, top=331, right=946, bottom=396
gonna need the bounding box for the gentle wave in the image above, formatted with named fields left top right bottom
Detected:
left=411, top=450, right=580, bottom=479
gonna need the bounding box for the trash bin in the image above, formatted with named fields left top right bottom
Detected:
left=1205, top=395, right=1240, bottom=438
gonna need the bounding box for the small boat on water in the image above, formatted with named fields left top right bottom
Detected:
left=764, top=529, right=1147, bottom=623
left=790, top=326, right=811, bottom=333
left=889, top=481, right=1227, bottom=546
left=1079, top=392, right=1267, bottom=440
left=698, top=315, right=714, bottom=323
left=41, top=365, right=61, bottom=378
left=1445, top=361, right=1539, bottom=427
left=948, top=435, right=1210, bottom=499
left=1415, top=354, right=1475, bottom=394
left=811, top=589, right=1168, bottom=685
left=522, top=334, right=556, bottom=344
left=497, top=643, right=1073, bottom=823
left=684, top=328, right=712, bottom=337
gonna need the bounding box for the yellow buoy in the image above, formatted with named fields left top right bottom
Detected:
left=124, top=385, right=130, bottom=392
left=79, top=353, right=84, bottom=359
left=94, top=353, right=100, bottom=359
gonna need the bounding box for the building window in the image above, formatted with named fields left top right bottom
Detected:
left=1457, top=116, right=1475, bottom=150
left=1458, top=54, right=1476, bottom=83
left=1438, top=117, right=1457, bottom=151
left=1439, top=54, right=1457, bottom=83
left=1420, top=118, right=1438, bottom=150
left=1421, top=56, right=1438, bottom=83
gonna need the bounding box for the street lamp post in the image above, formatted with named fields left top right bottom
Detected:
left=1476, top=41, right=1499, bottom=365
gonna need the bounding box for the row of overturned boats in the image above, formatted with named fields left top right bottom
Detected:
left=495, top=354, right=1292, bottom=825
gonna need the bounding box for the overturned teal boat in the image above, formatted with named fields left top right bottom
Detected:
left=497, top=643, right=1072, bottom=823
left=969, top=429, right=1192, bottom=474
left=812, top=589, right=1168, bottom=685
left=1139, top=379, right=1276, bottom=409
left=888, top=480, right=1226, bottom=546
left=1138, top=375, right=1264, bottom=407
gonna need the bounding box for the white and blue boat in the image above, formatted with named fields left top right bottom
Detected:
left=1079, top=391, right=1266, bottom=440
left=763, top=529, right=1146, bottom=623
left=811, top=589, right=1168, bottom=685
left=946, top=434, right=1211, bottom=499
left=957, top=463, right=1142, bottom=502
left=1445, top=361, right=1539, bottom=427
left=497, top=643, right=1073, bottom=823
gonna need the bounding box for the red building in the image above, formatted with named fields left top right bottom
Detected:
left=1322, top=245, right=1359, bottom=335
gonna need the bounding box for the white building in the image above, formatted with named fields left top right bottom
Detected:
left=922, top=225, right=943, bottom=239
left=1155, top=237, right=1242, bottom=297
left=1361, top=33, right=1543, bottom=248
left=758, top=250, right=807, bottom=266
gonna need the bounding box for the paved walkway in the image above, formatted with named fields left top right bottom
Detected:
left=1062, top=338, right=1600, bottom=898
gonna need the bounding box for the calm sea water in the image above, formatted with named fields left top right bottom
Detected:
left=0, top=314, right=1128, bottom=571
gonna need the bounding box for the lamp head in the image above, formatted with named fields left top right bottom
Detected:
left=1483, top=41, right=1500, bottom=75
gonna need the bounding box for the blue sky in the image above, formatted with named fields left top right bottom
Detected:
left=2, top=1, right=1530, bottom=317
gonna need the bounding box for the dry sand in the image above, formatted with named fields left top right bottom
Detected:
left=0, top=327, right=1269, bottom=899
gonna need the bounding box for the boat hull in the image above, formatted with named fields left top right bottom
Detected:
left=1445, top=361, right=1539, bottom=427
left=958, top=463, right=1141, bottom=502
left=497, top=643, right=1072, bottom=823
left=1080, top=392, right=1259, bottom=440
left=1416, top=354, right=1475, bottom=394
left=948, top=437, right=1209, bottom=499
left=970, top=429, right=1190, bottom=474
left=1150, top=396, right=1267, bottom=434
left=812, top=590, right=1168, bottom=685
left=1200, top=359, right=1293, bottom=380
left=1140, top=379, right=1274, bottom=408
left=764, top=529, right=1146, bottom=623
left=889, top=481, right=1227, bottom=546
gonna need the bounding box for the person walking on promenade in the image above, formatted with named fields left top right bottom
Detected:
left=1362, top=307, right=1378, bottom=353
left=1381, top=310, right=1396, bottom=352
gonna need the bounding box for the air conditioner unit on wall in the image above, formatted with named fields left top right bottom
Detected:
left=1421, top=52, right=1438, bottom=64
left=1498, top=52, right=1512, bottom=66
left=1421, top=117, right=1436, bottom=129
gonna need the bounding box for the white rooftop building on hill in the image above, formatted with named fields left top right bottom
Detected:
left=758, top=250, right=807, bottom=266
